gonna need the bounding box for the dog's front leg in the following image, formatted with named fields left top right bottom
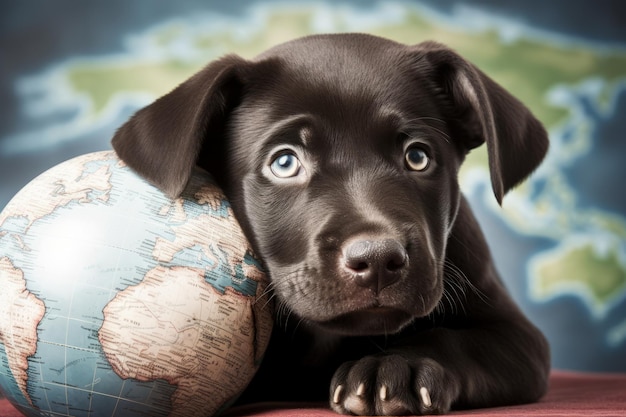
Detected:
left=329, top=317, right=549, bottom=415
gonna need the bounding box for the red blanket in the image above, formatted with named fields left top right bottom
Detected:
left=2, top=371, right=625, bottom=416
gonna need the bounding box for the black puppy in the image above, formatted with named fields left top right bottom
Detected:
left=112, top=34, right=550, bottom=415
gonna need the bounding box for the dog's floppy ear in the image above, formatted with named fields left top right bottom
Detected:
left=415, top=41, right=549, bottom=204
left=111, top=55, right=248, bottom=198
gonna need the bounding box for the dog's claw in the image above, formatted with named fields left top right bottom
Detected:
left=419, top=386, right=432, bottom=408
left=356, top=383, right=365, bottom=397
left=379, top=384, right=388, bottom=401
left=333, top=384, right=344, bottom=404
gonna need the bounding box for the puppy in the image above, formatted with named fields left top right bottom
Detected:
left=112, top=33, right=550, bottom=415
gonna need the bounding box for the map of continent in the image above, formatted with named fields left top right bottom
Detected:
left=99, top=266, right=264, bottom=417
left=0, top=152, right=116, bottom=408
left=532, top=244, right=626, bottom=318
left=0, top=152, right=113, bottom=245
left=152, top=179, right=246, bottom=265
left=99, top=175, right=270, bottom=416
left=0, top=257, right=45, bottom=406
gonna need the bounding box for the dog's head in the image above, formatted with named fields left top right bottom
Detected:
left=112, top=34, right=548, bottom=336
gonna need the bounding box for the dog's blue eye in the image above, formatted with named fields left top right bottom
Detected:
left=405, top=147, right=430, bottom=171
left=270, top=152, right=302, bottom=178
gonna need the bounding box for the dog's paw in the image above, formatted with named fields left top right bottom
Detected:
left=329, top=355, right=458, bottom=415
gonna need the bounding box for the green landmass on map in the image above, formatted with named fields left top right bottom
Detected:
left=532, top=245, right=626, bottom=316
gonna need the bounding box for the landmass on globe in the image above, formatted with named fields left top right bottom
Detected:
left=0, top=257, right=45, bottom=407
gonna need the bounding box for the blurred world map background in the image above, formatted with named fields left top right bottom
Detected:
left=1, top=0, right=625, bottom=373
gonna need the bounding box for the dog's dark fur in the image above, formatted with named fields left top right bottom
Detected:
left=112, top=34, right=550, bottom=415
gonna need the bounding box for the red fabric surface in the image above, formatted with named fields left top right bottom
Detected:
left=1, top=371, right=625, bottom=416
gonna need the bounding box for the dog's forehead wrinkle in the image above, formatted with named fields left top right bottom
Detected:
left=263, top=113, right=314, bottom=140
left=258, top=115, right=317, bottom=156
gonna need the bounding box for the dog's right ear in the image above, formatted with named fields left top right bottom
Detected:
left=413, top=41, right=549, bottom=205
left=111, top=54, right=249, bottom=198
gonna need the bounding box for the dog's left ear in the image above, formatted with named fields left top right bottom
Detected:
left=414, top=41, right=549, bottom=204
left=111, top=55, right=251, bottom=198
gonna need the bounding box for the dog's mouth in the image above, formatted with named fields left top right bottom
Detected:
left=315, top=306, right=413, bottom=336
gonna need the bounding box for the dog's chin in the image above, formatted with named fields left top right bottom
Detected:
left=313, top=307, right=414, bottom=336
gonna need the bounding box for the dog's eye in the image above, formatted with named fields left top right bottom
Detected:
left=405, top=146, right=430, bottom=171
left=270, top=152, right=302, bottom=178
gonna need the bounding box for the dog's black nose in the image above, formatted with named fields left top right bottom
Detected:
left=343, top=239, right=407, bottom=292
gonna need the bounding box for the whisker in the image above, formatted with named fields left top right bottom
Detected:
left=259, top=266, right=321, bottom=334
left=441, top=259, right=491, bottom=308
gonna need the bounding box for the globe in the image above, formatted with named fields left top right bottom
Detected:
left=0, top=151, right=273, bottom=417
